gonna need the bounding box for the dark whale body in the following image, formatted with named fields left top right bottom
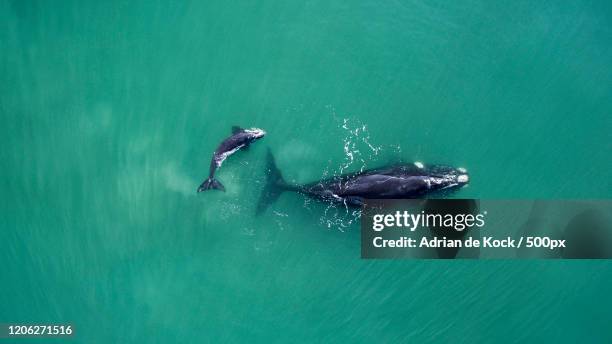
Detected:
left=257, top=149, right=469, bottom=214
left=198, top=126, right=265, bottom=192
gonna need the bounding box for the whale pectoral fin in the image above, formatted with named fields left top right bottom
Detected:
left=243, top=142, right=251, bottom=150
left=345, top=196, right=365, bottom=207
left=231, top=126, right=244, bottom=134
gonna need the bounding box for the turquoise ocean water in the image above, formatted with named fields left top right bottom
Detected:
left=1, top=1, right=611, bottom=342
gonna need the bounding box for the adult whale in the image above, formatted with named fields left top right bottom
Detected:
left=198, top=126, right=265, bottom=192
left=257, top=149, right=469, bottom=214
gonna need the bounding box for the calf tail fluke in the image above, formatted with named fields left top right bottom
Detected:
left=197, top=177, right=225, bottom=192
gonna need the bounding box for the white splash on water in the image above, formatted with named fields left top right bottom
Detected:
left=338, top=118, right=382, bottom=174
left=317, top=117, right=385, bottom=231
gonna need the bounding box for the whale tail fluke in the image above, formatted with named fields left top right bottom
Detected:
left=256, top=149, right=288, bottom=215
left=198, top=177, right=225, bottom=192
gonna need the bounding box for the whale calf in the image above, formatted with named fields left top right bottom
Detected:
left=257, top=149, right=469, bottom=213
left=198, top=126, right=265, bottom=192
